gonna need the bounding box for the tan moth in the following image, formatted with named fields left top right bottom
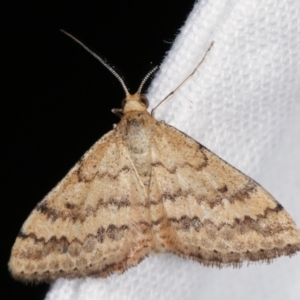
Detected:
left=9, top=31, right=300, bottom=282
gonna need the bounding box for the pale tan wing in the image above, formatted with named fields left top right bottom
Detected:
left=149, top=121, right=300, bottom=266
left=9, top=129, right=152, bottom=282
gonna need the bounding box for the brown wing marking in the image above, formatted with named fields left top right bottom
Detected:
left=9, top=129, right=153, bottom=282
left=148, top=122, right=300, bottom=266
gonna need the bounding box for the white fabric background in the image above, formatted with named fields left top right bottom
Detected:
left=46, top=0, right=300, bottom=299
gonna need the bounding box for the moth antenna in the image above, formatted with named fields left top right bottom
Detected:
left=137, top=66, right=158, bottom=94
left=151, top=41, right=214, bottom=116
left=60, top=30, right=130, bottom=96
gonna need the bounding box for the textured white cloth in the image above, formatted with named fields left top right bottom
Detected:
left=46, top=0, right=300, bottom=299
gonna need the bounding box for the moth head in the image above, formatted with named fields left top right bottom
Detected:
left=112, top=65, right=157, bottom=117
left=121, top=94, right=149, bottom=109
left=112, top=93, right=150, bottom=118
left=120, top=66, right=157, bottom=115
left=118, top=93, right=148, bottom=115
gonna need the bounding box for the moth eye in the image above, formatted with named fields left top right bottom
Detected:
left=140, top=95, right=149, bottom=108
left=121, top=98, right=126, bottom=108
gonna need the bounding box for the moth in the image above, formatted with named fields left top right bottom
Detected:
left=9, top=31, right=300, bottom=282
